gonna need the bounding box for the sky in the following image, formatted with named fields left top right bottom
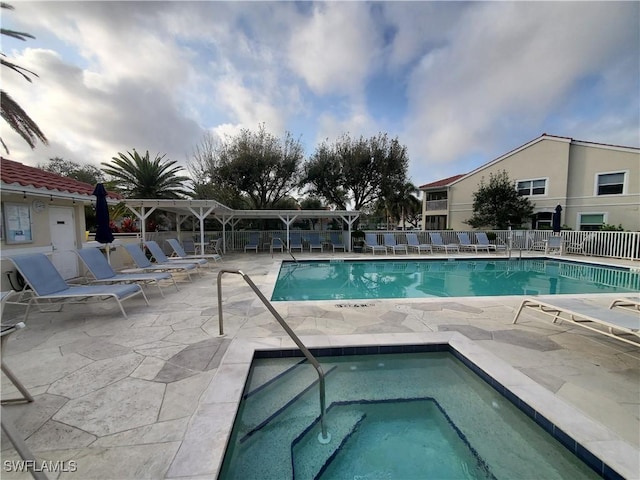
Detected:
left=2, top=1, right=639, bottom=192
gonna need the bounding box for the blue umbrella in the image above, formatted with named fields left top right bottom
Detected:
left=552, top=204, right=562, bottom=233
left=93, top=183, right=114, bottom=261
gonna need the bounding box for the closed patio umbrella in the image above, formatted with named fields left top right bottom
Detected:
left=552, top=205, right=562, bottom=233
left=93, top=183, right=114, bottom=263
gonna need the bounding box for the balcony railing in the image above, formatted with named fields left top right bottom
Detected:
left=425, top=199, right=448, bottom=211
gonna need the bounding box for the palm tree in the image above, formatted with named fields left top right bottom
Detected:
left=1, top=3, right=48, bottom=153
left=102, top=150, right=190, bottom=199
left=387, top=181, right=421, bottom=230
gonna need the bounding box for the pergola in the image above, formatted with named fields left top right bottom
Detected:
left=122, top=199, right=361, bottom=253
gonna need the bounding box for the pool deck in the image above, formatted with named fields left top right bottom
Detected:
left=1, top=251, right=638, bottom=479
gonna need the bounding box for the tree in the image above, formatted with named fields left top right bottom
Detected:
left=382, top=181, right=421, bottom=230
left=39, top=157, right=105, bottom=184
left=188, top=125, right=304, bottom=209
left=466, top=170, right=535, bottom=229
left=102, top=149, right=190, bottom=199
left=301, top=133, right=409, bottom=213
left=1, top=3, right=48, bottom=153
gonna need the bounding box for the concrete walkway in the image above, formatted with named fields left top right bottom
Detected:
left=1, top=251, right=638, bottom=479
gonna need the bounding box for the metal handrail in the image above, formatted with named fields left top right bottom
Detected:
left=217, top=269, right=330, bottom=444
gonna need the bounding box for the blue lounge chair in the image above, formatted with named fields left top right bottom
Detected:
left=123, top=243, right=198, bottom=281
left=364, top=233, right=387, bottom=255
left=270, top=235, right=284, bottom=254
left=145, top=241, right=208, bottom=270
left=308, top=232, right=323, bottom=252
left=244, top=232, right=260, bottom=253
left=289, top=233, right=304, bottom=252
left=166, top=238, right=221, bottom=263
left=383, top=234, right=408, bottom=255
left=475, top=232, right=507, bottom=253
left=330, top=232, right=345, bottom=252
left=406, top=233, right=432, bottom=254
left=428, top=232, right=460, bottom=254
left=9, top=253, right=147, bottom=320
left=77, top=247, right=176, bottom=297
left=456, top=233, right=490, bottom=253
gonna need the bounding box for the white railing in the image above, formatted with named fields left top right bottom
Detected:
left=144, top=229, right=640, bottom=261
left=425, top=199, right=448, bottom=211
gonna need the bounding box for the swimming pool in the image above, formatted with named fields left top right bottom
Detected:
left=271, top=258, right=640, bottom=301
left=218, top=349, right=605, bottom=479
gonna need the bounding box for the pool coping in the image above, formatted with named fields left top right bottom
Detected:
left=166, top=331, right=638, bottom=479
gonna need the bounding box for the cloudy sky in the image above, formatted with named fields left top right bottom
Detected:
left=3, top=1, right=638, bottom=190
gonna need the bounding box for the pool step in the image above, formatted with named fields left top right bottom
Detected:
left=291, top=407, right=366, bottom=480
left=240, top=360, right=338, bottom=441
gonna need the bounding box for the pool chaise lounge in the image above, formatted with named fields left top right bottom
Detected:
left=383, top=234, right=408, bottom=255
left=8, top=253, right=148, bottom=320
left=513, top=297, right=640, bottom=346
left=364, top=233, right=387, bottom=255
left=406, top=233, right=432, bottom=254
left=77, top=247, right=177, bottom=297
left=456, top=232, right=490, bottom=253
left=166, top=238, right=222, bottom=263
left=610, top=297, right=640, bottom=313
left=123, top=243, right=198, bottom=281
left=429, top=232, right=460, bottom=254
left=145, top=240, right=208, bottom=270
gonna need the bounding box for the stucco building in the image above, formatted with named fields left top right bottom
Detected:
left=420, top=134, right=640, bottom=231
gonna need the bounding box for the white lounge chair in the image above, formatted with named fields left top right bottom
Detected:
left=545, top=236, right=563, bottom=254
left=406, top=233, right=432, bottom=254
left=456, top=232, right=490, bottom=253
left=383, top=233, right=408, bottom=255
left=9, top=253, right=148, bottom=320
left=166, top=238, right=222, bottom=263
left=429, top=232, right=460, bottom=254
left=513, top=297, right=640, bottom=346
left=364, top=233, right=387, bottom=255
left=123, top=243, right=198, bottom=281
left=77, top=247, right=177, bottom=297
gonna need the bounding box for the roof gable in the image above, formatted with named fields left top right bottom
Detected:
left=419, top=174, right=466, bottom=189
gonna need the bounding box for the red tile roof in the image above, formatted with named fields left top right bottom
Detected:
left=419, top=174, right=466, bottom=189
left=0, top=157, right=121, bottom=199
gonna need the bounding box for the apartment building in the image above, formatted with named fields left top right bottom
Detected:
left=420, top=134, right=640, bottom=231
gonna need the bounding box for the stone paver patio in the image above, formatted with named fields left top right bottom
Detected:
left=1, top=251, right=638, bottom=479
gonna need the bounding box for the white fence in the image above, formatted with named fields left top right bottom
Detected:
left=145, top=229, right=640, bottom=261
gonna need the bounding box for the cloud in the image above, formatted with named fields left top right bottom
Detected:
left=288, top=2, right=381, bottom=96
left=403, top=1, right=639, bottom=174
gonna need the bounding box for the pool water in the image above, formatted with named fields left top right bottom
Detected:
left=271, top=258, right=639, bottom=301
left=218, top=352, right=601, bottom=479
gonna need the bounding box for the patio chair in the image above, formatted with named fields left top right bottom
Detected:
left=565, top=234, right=595, bottom=256
left=123, top=243, right=198, bottom=281
left=406, top=233, right=432, bottom=254
left=513, top=297, right=639, bottom=346
left=244, top=232, right=260, bottom=253
left=456, top=232, right=490, bottom=253
left=383, top=233, right=408, bottom=255
left=364, top=233, right=387, bottom=255
left=329, top=231, right=345, bottom=252
left=145, top=240, right=208, bottom=270
left=428, top=232, right=460, bottom=254
left=9, top=253, right=148, bottom=320
left=166, top=238, right=221, bottom=263
left=545, top=236, right=563, bottom=255
left=289, top=233, right=304, bottom=252
left=308, top=232, right=324, bottom=252
left=475, top=232, right=507, bottom=253
left=77, top=247, right=177, bottom=297
left=270, top=235, right=284, bottom=254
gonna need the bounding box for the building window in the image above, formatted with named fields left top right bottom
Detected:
left=596, top=172, right=625, bottom=195
left=517, top=178, right=547, bottom=196
left=579, top=213, right=605, bottom=231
